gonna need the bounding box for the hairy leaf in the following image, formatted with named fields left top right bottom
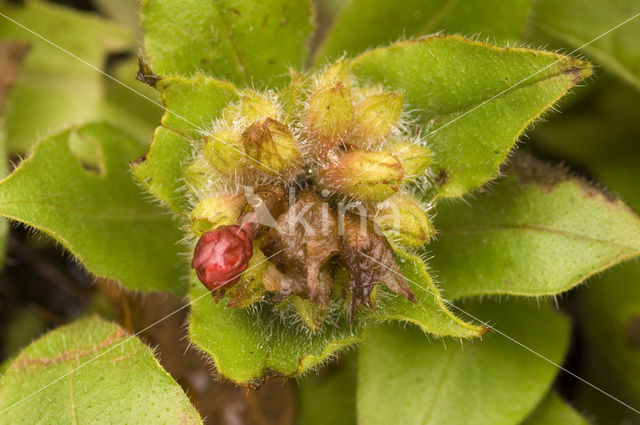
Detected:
left=131, top=75, right=238, bottom=213
left=350, top=35, right=591, bottom=197
left=0, top=0, right=157, bottom=152
left=0, top=122, right=187, bottom=295
left=534, top=0, right=640, bottom=89
left=358, top=300, right=570, bottom=425
left=430, top=153, right=640, bottom=299
left=141, top=0, right=314, bottom=88
left=0, top=317, right=202, bottom=424
left=522, top=392, right=589, bottom=425
left=316, top=0, right=532, bottom=62
left=154, top=75, right=238, bottom=138
left=372, top=248, right=485, bottom=338
left=188, top=273, right=361, bottom=384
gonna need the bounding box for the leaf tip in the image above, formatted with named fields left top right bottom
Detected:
left=136, top=56, right=161, bottom=88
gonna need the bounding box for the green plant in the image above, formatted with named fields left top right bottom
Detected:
left=0, top=0, right=639, bottom=424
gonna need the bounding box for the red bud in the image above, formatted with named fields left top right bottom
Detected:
left=191, top=225, right=255, bottom=291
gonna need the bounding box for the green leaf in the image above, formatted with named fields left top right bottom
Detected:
left=141, top=0, right=314, bottom=88
left=0, top=122, right=187, bottom=295
left=188, top=273, right=361, bottom=384
left=522, top=392, right=589, bottom=425
left=316, top=0, right=533, bottom=62
left=575, top=261, right=640, bottom=422
left=155, top=75, right=238, bottom=138
left=373, top=249, right=485, bottom=338
left=531, top=78, right=640, bottom=211
left=297, top=353, right=357, bottom=425
left=430, top=153, right=640, bottom=299
left=131, top=75, right=239, bottom=212
left=349, top=35, right=592, bottom=197
left=358, top=299, right=570, bottom=425
left=0, top=316, right=202, bottom=424
left=533, top=0, right=640, bottom=89
left=132, top=127, right=194, bottom=214
left=0, top=0, right=140, bottom=152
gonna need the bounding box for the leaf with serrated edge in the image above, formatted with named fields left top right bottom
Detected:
left=141, top=0, right=314, bottom=88
left=316, top=0, right=532, bottom=63
left=0, top=317, right=202, bottom=424
left=358, top=299, right=570, bottom=425
left=131, top=75, right=239, bottom=213
left=350, top=35, right=592, bottom=197
left=522, top=392, right=590, bottom=425
left=0, top=122, right=187, bottom=295
left=430, top=152, right=640, bottom=299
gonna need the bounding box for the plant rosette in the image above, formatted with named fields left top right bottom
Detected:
left=133, top=58, right=488, bottom=384
left=128, top=23, right=607, bottom=382
left=179, top=62, right=432, bottom=323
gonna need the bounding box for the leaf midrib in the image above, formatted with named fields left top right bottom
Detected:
left=438, top=223, right=640, bottom=253
left=427, top=62, right=580, bottom=123
left=419, top=347, right=458, bottom=425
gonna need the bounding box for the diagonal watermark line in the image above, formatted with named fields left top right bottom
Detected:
left=426, top=11, right=640, bottom=138
left=355, top=11, right=640, bottom=178
left=0, top=11, right=283, bottom=177
left=358, top=250, right=640, bottom=416
left=0, top=250, right=282, bottom=416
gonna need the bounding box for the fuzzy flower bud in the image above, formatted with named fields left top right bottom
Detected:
left=190, top=193, right=247, bottom=236
left=203, top=129, right=245, bottom=176
left=303, top=62, right=353, bottom=158
left=383, top=141, right=433, bottom=182
left=191, top=225, right=255, bottom=291
left=351, top=92, right=403, bottom=147
left=375, top=193, right=435, bottom=249
left=242, top=118, right=301, bottom=176
left=317, top=150, right=404, bottom=202
left=278, top=69, right=310, bottom=124
left=222, top=90, right=281, bottom=124
left=240, top=90, right=280, bottom=123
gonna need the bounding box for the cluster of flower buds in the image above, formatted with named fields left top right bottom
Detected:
left=186, top=62, right=437, bottom=329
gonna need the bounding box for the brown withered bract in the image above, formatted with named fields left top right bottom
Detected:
left=260, top=191, right=339, bottom=307
left=240, top=184, right=288, bottom=238
left=340, top=212, right=416, bottom=322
